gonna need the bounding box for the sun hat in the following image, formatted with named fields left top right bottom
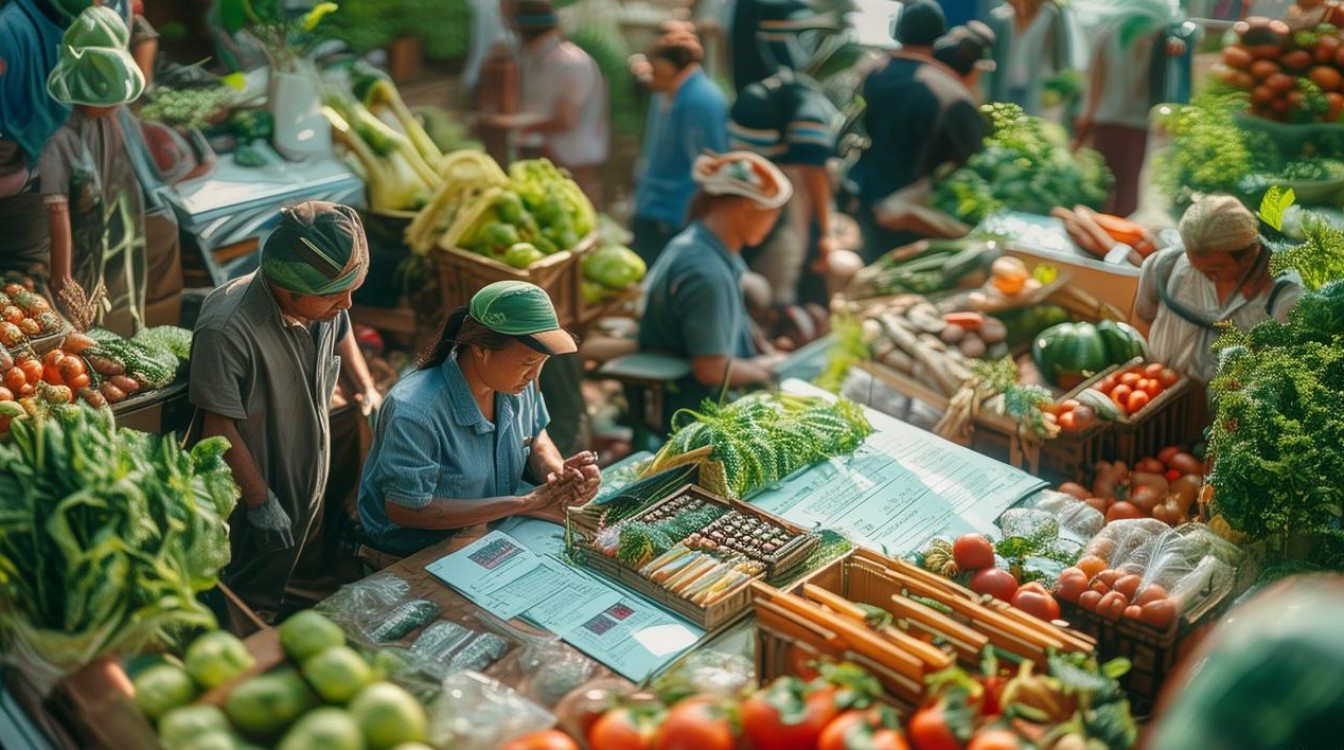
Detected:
left=470, top=281, right=578, bottom=355
left=692, top=152, right=794, bottom=210
left=261, top=202, right=371, bottom=296
left=46, top=6, right=143, bottom=108
left=1178, top=195, right=1261, bottom=257
left=62, top=5, right=131, bottom=50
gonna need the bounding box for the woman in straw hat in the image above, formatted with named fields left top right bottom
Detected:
left=638, top=151, right=793, bottom=429
left=1135, top=195, right=1303, bottom=384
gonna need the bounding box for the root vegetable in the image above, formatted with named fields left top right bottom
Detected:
left=940, top=324, right=966, bottom=345
left=959, top=335, right=987, bottom=359
left=979, top=316, right=1007, bottom=344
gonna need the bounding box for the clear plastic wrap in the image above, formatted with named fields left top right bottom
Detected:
left=478, top=612, right=596, bottom=708
left=314, top=573, right=413, bottom=644
left=1082, top=519, right=1171, bottom=574
left=649, top=649, right=755, bottom=703
left=428, top=671, right=556, bottom=750
left=1082, top=520, right=1248, bottom=619
left=1016, top=490, right=1106, bottom=542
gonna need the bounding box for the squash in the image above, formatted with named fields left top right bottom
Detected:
left=1032, top=322, right=1110, bottom=388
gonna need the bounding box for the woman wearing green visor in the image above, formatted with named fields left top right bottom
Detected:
left=36, top=6, right=147, bottom=334
left=357, top=281, right=601, bottom=558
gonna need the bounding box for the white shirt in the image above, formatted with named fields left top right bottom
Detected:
left=519, top=36, right=610, bottom=167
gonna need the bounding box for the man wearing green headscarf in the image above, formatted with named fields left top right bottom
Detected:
left=191, top=201, right=380, bottom=627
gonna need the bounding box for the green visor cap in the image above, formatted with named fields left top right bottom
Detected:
left=63, top=5, right=132, bottom=50
left=470, top=281, right=578, bottom=355
left=47, top=45, right=145, bottom=107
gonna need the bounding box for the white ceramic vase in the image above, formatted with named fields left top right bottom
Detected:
left=268, top=68, right=332, bottom=161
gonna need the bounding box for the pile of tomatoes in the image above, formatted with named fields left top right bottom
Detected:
left=1094, top=362, right=1180, bottom=418
left=952, top=535, right=1062, bottom=625
left=1056, top=447, right=1205, bottom=526
left=1056, top=557, right=1178, bottom=630
left=503, top=659, right=1107, bottom=750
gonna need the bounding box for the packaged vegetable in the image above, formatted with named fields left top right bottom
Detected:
left=428, top=671, right=555, bottom=750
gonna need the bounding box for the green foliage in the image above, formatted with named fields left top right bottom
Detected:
left=1154, top=88, right=1272, bottom=205
left=931, top=103, right=1113, bottom=223
left=1270, top=212, right=1344, bottom=292
left=658, top=393, right=874, bottom=499
left=1207, top=281, right=1344, bottom=566
left=816, top=312, right=868, bottom=393
left=140, top=86, right=234, bottom=130
left=0, top=405, right=239, bottom=672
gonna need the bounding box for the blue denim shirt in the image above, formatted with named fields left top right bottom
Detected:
left=357, top=356, right=550, bottom=556
left=633, top=68, right=729, bottom=228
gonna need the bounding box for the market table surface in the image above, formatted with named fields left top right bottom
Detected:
left=169, top=143, right=364, bottom=285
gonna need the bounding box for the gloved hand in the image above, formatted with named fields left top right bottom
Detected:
left=246, top=491, right=295, bottom=552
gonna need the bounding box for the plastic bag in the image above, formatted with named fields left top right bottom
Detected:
left=649, top=649, right=755, bottom=704
left=477, top=611, right=596, bottom=708
left=1137, top=523, right=1246, bottom=618
left=1082, top=518, right=1171, bottom=573
left=428, top=671, right=555, bottom=750
left=1017, top=490, right=1105, bottom=542
left=314, top=573, right=413, bottom=645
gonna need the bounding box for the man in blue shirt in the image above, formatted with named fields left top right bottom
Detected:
left=630, top=27, right=729, bottom=265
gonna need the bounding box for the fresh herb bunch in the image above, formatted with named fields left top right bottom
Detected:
left=139, top=86, right=235, bottom=130
left=931, top=103, right=1113, bottom=223
left=0, top=404, right=239, bottom=676
left=652, top=393, right=873, bottom=499
left=1207, top=280, right=1344, bottom=567
left=1269, top=212, right=1344, bottom=292
left=1153, top=87, right=1273, bottom=205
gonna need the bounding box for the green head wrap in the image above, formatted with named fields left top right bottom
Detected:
left=261, top=202, right=370, bottom=296
left=63, top=5, right=131, bottom=49
left=46, top=45, right=145, bottom=107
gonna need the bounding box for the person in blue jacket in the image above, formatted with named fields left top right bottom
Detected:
left=629, top=25, right=729, bottom=265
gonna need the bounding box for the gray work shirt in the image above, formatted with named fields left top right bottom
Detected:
left=189, top=272, right=349, bottom=521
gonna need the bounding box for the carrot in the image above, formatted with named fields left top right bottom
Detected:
left=1062, top=215, right=1108, bottom=257
left=942, top=311, right=985, bottom=330
left=1092, top=213, right=1147, bottom=245
left=1050, top=207, right=1079, bottom=223
left=1073, top=206, right=1120, bottom=256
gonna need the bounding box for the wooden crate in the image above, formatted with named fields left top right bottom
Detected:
left=567, top=484, right=819, bottom=631
left=1104, top=377, right=1206, bottom=467
left=432, top=232, right=597, bottom=330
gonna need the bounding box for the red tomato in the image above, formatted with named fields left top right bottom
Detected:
left=1143, top=362, right=1165, bottom=379
left=4, top=367, right=26, bottom=391
left=741, top=678, right=842, bottom=750
left=1166, top=452, right=1204, bottom=476
left=1083, top=496, right=1109, bottom=514
left=1126, top=390, right=1151, bottom=413
left=1139, top=379, right=1163, bottom=398
left=952, top=534, right=995, bottom=572
left=1113, top=575, right=1142, bottom=601
left=786, top=645, right=822, bottom=681
left=1097, top=374, right=1117, bottom=393
left=1165, top=469, right=1181, bottom=482
left=1157, top=367, right=1180, bottom=387
left=1106, top=501, right=1144, bottom=522
left=1134, top=457, right=1165, bottom=474
left=656, top=698, right=736, bottom=750
left=907, top=704, right=964, bottom=750
left=818, top=708, right=910, bottom=750
left=1056, top=568, right=1088, bottom=603
left=1109, top=384, right=1132, bottom=410
left=1057, top=482, right=1090, bottom=500
left=17, top=359, right=43, bottom=384
left=1157, top=446, right=1181, bottom=465
left=1011, top=588, right=1061, bottom=622
left=42, top=349, right=64, bottom=368
left=42, top=364, right=63, bottom=385
left=500, top=730, right=580, bottom=750
left=967, top=728, right=1022, bottom=750
left=1138, top=598, right=1177, bottom=628
left=1057, top=410, right=1078, bottom=431
left=0, top=386, right=11, bottom=402
left=1078, top=590, right=1103, bottom=612
left=1118, top=372, right=1142, bottom=388
left=590, top=707, right=660, bottom=750
left=969, top=568, right=1018, bottom=602
left=1135, top=584, right=1169, bottom=606
left=1098, top=591, right=1128, bottom=621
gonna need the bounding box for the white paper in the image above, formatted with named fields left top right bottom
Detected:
left=748, top=381, right=1048, bottom=556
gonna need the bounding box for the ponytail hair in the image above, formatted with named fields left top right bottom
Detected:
left=417, top=306, right=519, bottom=370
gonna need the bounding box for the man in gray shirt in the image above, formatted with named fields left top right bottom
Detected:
left=190, top=201, right=377, bottom=626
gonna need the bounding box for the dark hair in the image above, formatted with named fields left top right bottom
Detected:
left=418, top=307, right=519, bottom=370
left=650, top=30, right=704, bottom=69
left=687, top=188, right=760, bottom=221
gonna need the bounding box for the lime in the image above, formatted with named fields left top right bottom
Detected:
left=504, top=242, right=544, bottom=269
left=279, top=610, right=346, bottom=662
left=134, top=663, right=198, bottom=720
left=179, top=732, right=242, bottom=750
left=348, top=682, right=428, bottom=750
left=276, top=707, right=366, bottom=750
left=225, top=670, right=315, bottom=737
left=158, top=705, right=230, bottom=750
left=184, top=631, right=255, bottom=689
left=303, top=646, right=375, bottom=704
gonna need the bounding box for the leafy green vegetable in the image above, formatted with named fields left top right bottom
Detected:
left=931, top=103, right=1113, bottom=223
left=1269, top=211, right=1344, bottom=292
left=1207, top=281, right=1344, bottom=567
left=133, top=325, right=195, bottom=363
left=140, top=86, right=234, bottom=130
left=0, top=405, right=239, bottom=678
left=816, top=312, right=867, bottom=393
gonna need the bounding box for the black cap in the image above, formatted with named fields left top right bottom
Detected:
left=895, top=0, right=946, bottom=47
left=934, top=23, right=996, bottom=76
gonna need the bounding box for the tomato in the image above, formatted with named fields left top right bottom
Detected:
left=969, top=569, right=1018, bottom=602
left=953, top=534, right=995, bottom=572
left=1142, top=362, right=1164, bottom=379
left=1098, top=591, right=1128, bottom=621
left=1118, top=372, right=1141, bottom=388
left=4, top=367, right=26, bottom=391
left=907, top=704, right=964, bottom=750
left=1077, top=590, right=1103, bottom=612
left=43, top=364, right=63, bottom=385
left=1057, top=482, right=1089, bottom=500
left=1112, top=574, right=1142, bottom=601
left=741, top=677, right=842, bottom=750
left=1135, top=583, right=1169, bottom=606
left=1125, top=390, right=1150, bottom=414
left=1134, top=457, right=1165, bottom=474
left=1056, top=568, right=1088, bottom=603
left=1011, top=588, right=1061, bottom=622
left=18, top=359, right=43, bottom=384
left=818, top=708, right=910, bottom=750
left=1164, top=469, right=1181, bottom=482
left=1106, top=501, right=1144, bottom=522
left=1139, top=379, right=1163, bottom=398
left=966, top=728, right=1022, bottom=750
left=1076, top=555, right=1107, bottom=580
left=1157, top=446, right=1181, bottom=465
left=1057, top=410, right=1077, bottom=431
left=1109, top=384, right=1132, bottom=410
left=590, top=706, right=659, bottom=750
left=786, top=645, right=822, bottom=681
left=58, top=356, right=86, bottom=381
left=500, top=730, right=580, bottom=750
left=1083, top=496, right=1109, bottom=514
left=1157, top=367, right=1180, bottom=387
left=1138, top=598, right=1177, bottom=628
left=0, top=387, right=11, bottom=402
left=1097, top=374, right=1117, bottom=393
left=1166, top=452, right=1204, bottom=477
left=42, top=349, right=64, bottom=368
left=656, top=697, right=735, bottom=750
